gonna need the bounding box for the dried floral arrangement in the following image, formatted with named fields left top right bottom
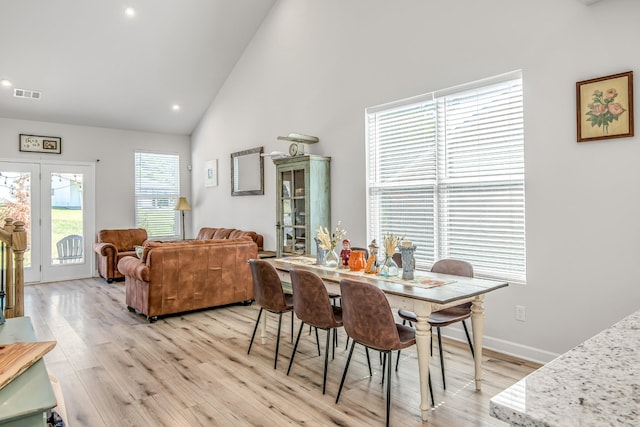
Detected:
left=382, top=232, right=404, bottom=258
left=315, top=221, right=347, bottom=250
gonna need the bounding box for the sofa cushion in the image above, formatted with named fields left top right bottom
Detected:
left=196, top=227, right=263, bottom=251
left=212, top=228, right=234, bottom=239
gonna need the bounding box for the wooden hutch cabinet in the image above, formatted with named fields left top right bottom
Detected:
left=274, top=155, right=330, bottom=258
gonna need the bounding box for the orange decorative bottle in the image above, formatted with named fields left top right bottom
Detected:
left=348, top=250, right=366, bottom=272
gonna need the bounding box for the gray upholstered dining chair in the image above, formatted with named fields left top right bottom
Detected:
left=397, top=259, right=474, bottom=390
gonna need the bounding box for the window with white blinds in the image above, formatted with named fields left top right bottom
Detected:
left=134, top=151, right=180, bottom=239
left=366, top=72, right=525, bottom=283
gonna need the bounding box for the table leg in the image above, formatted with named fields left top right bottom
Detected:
left=471, top=295, right=485, bottom=391
left=414, top=300, right=433, bottom=421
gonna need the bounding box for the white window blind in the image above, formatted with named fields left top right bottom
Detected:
left=134, top=151, right=180, bottom=239
left=366, top=72, right=525, bottom=283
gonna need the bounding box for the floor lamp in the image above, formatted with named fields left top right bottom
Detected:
left=175, top=197, right=191, bottom=240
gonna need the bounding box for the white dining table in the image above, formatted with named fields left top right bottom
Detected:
left=265, top=256, right=509, bottom=422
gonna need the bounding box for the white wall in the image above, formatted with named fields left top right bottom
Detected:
left=0, top=117, right=192, bottom=237
left=191, top=0, right=640, bottom=362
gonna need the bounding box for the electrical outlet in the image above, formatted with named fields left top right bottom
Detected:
left=515, top=305, right=526, bottom=322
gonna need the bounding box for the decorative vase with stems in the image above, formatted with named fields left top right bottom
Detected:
left=325, top=247, right=339, bottom=267
left=315, top=221, right=347, bottom=269
left=379, top=255, right=399, bottom=277
left=378, top=232, right=403, bottom=277
left=314, top=237, right=326, bottom=265
left=399, top=243, right=416, bottom=280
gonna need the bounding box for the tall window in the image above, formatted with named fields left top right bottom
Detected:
left=366, top=72, right=525, bottom=283
left=134, top=151, right=180, bottom=239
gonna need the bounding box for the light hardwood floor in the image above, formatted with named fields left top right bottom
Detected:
left=24, top=278, right=540, bottom=426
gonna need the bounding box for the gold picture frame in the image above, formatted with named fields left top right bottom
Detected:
left=576, top=71, right=634, bottom=142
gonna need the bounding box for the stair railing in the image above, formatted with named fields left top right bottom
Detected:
left=0, top=218, right=27, bottom=318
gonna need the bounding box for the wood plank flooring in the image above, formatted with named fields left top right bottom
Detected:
left=23, top=278, right=540, bottom=426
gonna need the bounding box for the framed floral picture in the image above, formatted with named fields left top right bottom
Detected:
left=576, top=71, right=634, bottom=142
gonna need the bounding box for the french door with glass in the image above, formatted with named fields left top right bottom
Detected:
left=0, top=161, right=95, bottom=283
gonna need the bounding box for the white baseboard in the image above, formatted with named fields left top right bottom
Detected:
left=441, top=327, right=559, bottom=365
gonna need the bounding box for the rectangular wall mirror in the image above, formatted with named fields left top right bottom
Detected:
left=231, top=146, right=264, bottom=196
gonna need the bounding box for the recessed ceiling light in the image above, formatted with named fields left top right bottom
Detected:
left=124, top=7, right=136, bottom=17
left=0, top=79, right=12, bottom=88
left=172, top=104, right=181, bottom=111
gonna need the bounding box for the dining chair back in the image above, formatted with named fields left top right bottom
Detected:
left=337, top=278, right=418, bottom=427
left=287, top=268, right=343, bottom=394
left=397, top=258, right=474, bottom=389
left=247, top=259, right=294, bottom=369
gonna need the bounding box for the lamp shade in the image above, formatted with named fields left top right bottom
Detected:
left=175, top=197, right=191, bottom=211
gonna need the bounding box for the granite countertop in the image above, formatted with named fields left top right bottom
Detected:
left=490, top=309, right=640, bottom=426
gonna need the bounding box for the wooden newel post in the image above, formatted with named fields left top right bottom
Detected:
left=3, top=218, right=15, bottom=317
left=2, top=218, right=27, bottom=318
left=11, top=221, right=27, bottom=317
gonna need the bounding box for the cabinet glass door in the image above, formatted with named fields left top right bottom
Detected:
left=280, top=168, right=308, bottom=255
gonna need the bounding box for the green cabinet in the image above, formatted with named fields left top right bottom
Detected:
left=274, top=155, right=330, bottom=257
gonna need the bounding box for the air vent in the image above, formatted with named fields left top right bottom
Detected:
left=14, top=88, right=42, bottom=100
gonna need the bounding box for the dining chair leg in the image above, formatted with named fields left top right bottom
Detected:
left=323, top=328, right=331, bottom=394
left=437, top=326, right=446, bottom=389
left=331, top=328, right=336, bottom=360
left=247, top=307, right=263, bottom=354
left=315, top=327, right=321, bottom=356
left=365, top=347, right=372, bottom=377
left=275, top=312, right=284, bottom=369
left=345, top=336, right=350, bottom=350
left=287, top=322, right=306, bottom=375
left=395, top=349, right=401, bottom=371
left=462, top=320, right=475, bottom=357
left=428, top=370, right=435, bottom=406
left=381, top=352, right=386, bottom=385
left=385, top=350, right=392, bottom=427
left=291, top=311, right=294, bottom=343
left=336, top=340, right=357, bottom=404
left=430, top=329, right=433, bottom=356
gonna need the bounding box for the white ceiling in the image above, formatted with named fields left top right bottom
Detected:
left=0, top=0, right=275, bottom=135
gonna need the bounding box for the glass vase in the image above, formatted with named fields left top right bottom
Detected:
left=379, top=255, right=399, bottom=277
left=325, top=248, right=339, bottom=268
left=314, top=237, right=326, bottom=265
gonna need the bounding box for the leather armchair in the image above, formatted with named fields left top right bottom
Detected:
left=93, top=228, right=148, bottom=282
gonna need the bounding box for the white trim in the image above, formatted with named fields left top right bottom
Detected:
left=441, top=326, right=559, bottom=365
left=366, top=70, right=522, bottom=114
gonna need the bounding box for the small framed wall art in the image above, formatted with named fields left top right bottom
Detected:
left=576, top=71, right=634, bottom=142
left=19, top=134, right=62, bottom=154
left=204, top=159, right=218, bottom=187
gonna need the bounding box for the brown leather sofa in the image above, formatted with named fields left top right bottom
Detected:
left=196, top=227, right=263, bottom=251
left=117, top=237, right=257, bottom=321
left=93, top=228, right=148, bottom=283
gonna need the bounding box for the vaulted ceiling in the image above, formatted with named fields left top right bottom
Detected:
left=0, top=0, right=275, bottom=135
left=0, top=0, right=604, bottom=136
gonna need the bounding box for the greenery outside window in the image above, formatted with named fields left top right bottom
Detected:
left=134, top=151, right=180, bottom=239
left=366, top=71, right=525, bottom=283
